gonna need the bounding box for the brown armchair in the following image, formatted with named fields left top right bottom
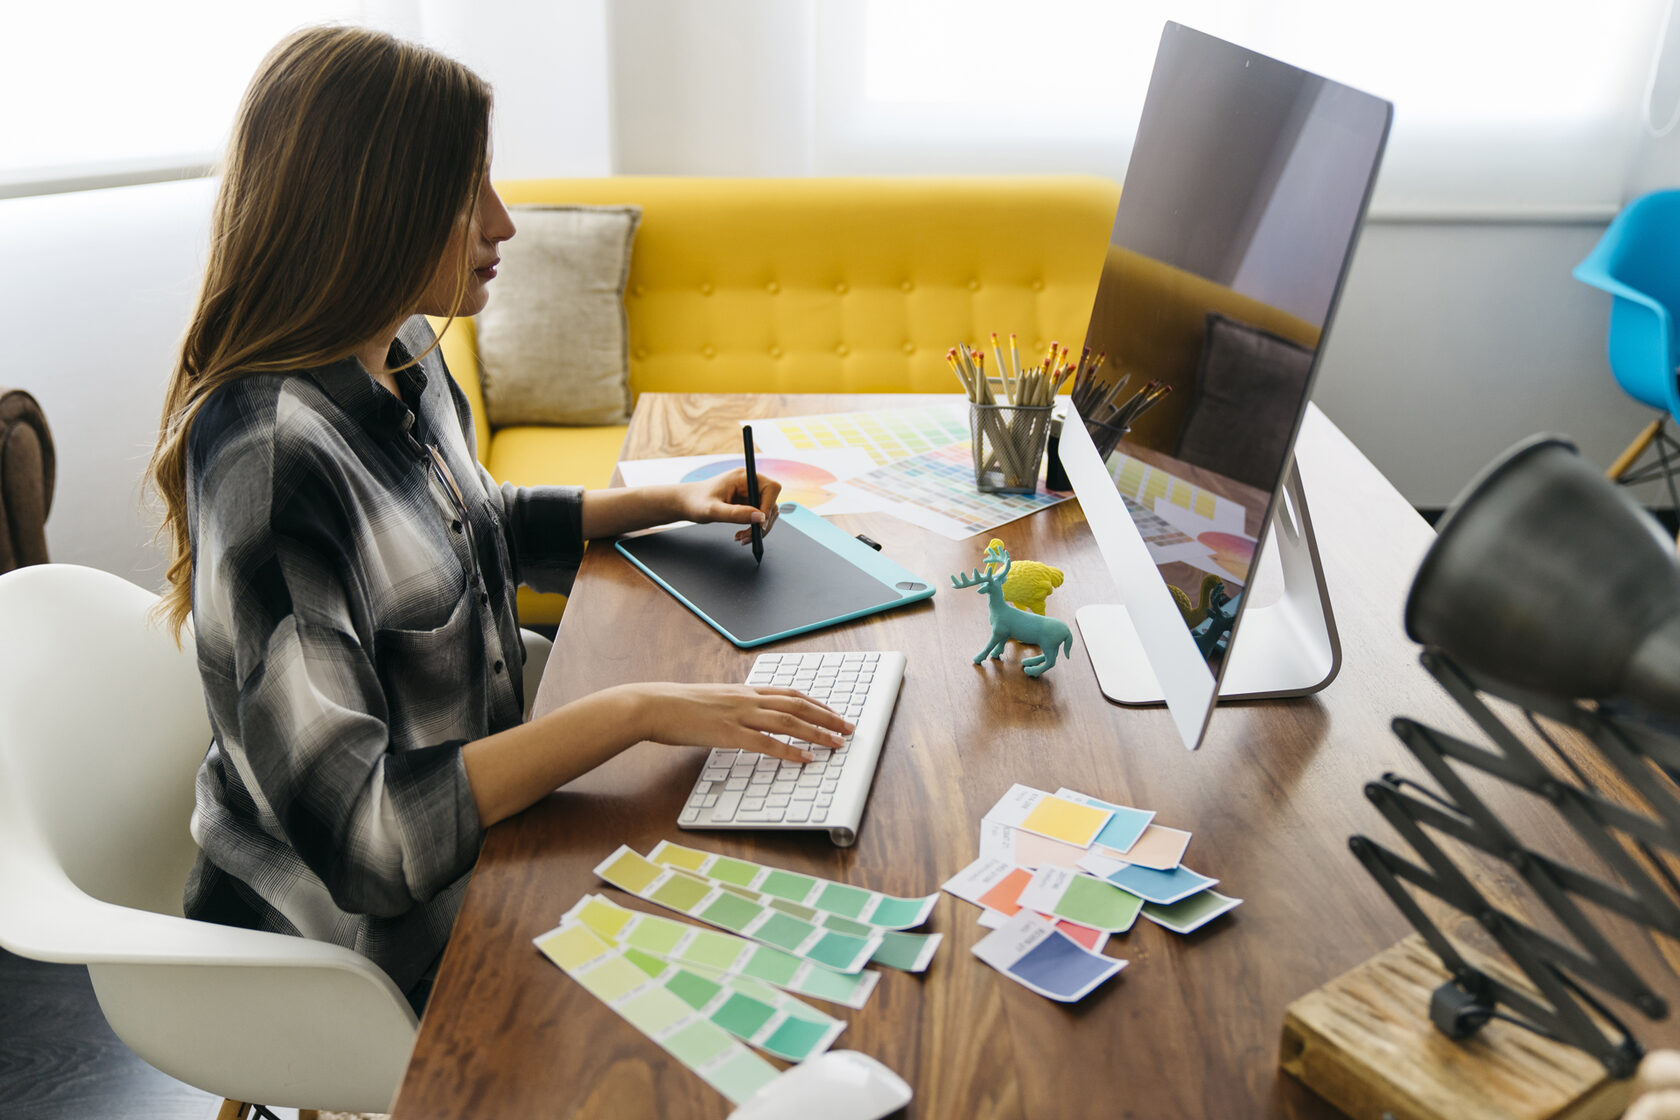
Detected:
left=0, top=388, right=54, bottom=574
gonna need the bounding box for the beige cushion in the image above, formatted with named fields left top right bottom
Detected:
left=474, top=204, right=640, bottom=427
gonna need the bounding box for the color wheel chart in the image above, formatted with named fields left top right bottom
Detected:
left=680, top=456, right=844, bottom=511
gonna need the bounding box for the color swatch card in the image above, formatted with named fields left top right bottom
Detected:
left=610, top=942, right=846, bottom=1062
left=1078, top=853, right=1217, bottom=906
left=942, top=856, right=1108, bottom=951
left=976, top=905, right=1109, bottom=953
left=563, top=895, right=879, bottom=1009
left=667, top=867, right=942, bottom=973
left=596, top=846, right=880, bottom=974
left=748, top=401, right=971, bottom=467
left=1099, top=823, right=1192, bottom=871
left=647, top=840, right=938, bottom=929
left=1055, top=788, right=1155, bottom=854
left=983, top=784, right=1114, bottom=849
left=977, top=819, right=1090, bottom=870
left=831, top=442, right=1071, bottom=540
left=534, top=922, right=780, bottom=1105
left=941, top=856, right=1023, bottom=909
left=1016, top=866, right=1144, bottom=933
left=1143, top=890, right=1244, bottom=934
left=972, top=910, right=1127, bottom=1003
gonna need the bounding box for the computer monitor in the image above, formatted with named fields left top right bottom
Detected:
left=1057, top=22, right=1392, bottom=750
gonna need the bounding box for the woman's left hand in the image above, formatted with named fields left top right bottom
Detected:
left=675, top=468, right=782, bottom=544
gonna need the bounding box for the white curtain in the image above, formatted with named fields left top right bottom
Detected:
left=612, top=0, right=1679, bottom=218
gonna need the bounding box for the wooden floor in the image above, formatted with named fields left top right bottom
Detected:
left=1, top=949, right=215, bottom=1120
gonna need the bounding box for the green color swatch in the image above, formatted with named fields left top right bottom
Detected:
left=665, top=1020, right=735, bottom=1067
left=761, top=869, right=817, bottom=900
left=755, top=912, right=815, bottom=952
left=816, top=882, right=872, bottom=918
left=741, top=947, right=799, bottom=987
left=869, top=896, right=929, bottom=928
left=651, top=874, right=712, bottom=912
left=701, top=892, right=762, bottom=932
left=1055, top=875, right=1144, bottom=932
left=682, top=932, right=748, bottom=971
left=709, top=1051, right=780, bottom=1103
left=712, top=993, right=777, bottom=1038
left=807, top=931, right=876, bottom=971
left=765, top=1017, right=830, bottom=1060
left=664, top=969, right=724, bottom=1010
left=624, top=919, right=687, bottom=955
left=619, top=987, right=689, bottom=1034
left=708, top=856, right=761, bottom=886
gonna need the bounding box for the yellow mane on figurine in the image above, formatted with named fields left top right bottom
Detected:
left=982, top=537, right=1064, bottom=615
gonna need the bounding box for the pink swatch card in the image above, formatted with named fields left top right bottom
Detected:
left=1100, top=824, right=1191, bottom=871
left=978, top=820, right=1089, bottom=870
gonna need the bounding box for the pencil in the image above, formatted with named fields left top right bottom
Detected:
left=992, top=332, right=1014, bottom=405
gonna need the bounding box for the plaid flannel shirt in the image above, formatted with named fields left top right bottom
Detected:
left=182, top=317, right=584, bottom=991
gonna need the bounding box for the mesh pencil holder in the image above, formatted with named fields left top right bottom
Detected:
left=970, top=402, right=1053, bottom=494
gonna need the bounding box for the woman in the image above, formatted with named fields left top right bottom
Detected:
left=147, top=25, right=849, bottom=1010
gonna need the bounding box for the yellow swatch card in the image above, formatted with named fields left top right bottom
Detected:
left=983, top=784, right=1114, bottom=849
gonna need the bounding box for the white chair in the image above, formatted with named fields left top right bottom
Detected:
left=0, top=564, right=419, bottom=1116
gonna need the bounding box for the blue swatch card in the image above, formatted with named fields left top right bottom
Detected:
left=1058, top=787, right=1154, bottom=853
left=1083, top=858, right=1216, bottom=906
left=972, top=911, right=1126, bottom=1002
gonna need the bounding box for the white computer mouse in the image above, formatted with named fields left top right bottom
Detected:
left=728, top=1049, right=913, bottom=1120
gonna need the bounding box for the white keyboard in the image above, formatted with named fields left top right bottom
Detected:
left=679, top=650, right=906, bottom=847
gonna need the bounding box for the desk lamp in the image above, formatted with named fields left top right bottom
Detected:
left=1283, top=435, right=1680, bottom=1120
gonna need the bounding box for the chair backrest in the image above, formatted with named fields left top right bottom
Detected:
left=1575, top=189, right=1680, bottom=418
left=0, top=564, right=210, bottom=918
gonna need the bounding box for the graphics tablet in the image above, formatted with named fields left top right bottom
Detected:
left=615, top=503, right=936, bottom=647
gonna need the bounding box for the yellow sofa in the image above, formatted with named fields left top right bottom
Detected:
left=433, top=175, right=1121, bottom=624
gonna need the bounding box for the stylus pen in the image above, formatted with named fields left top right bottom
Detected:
left=743, top=425, right=763, bottom=565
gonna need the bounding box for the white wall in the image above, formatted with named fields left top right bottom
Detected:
left=0, top=178, right=216, bottom=588
left=1315, top=220, right=1657, bottom=508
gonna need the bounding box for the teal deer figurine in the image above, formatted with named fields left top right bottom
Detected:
left=951, top=547, right=1074, bottom=677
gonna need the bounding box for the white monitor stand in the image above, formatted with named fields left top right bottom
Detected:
left=1076, top=460, right=1341, bottom=705
left=1057, top=402, right=1341, bottom=748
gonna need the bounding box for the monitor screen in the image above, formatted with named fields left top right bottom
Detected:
left=1060, top=22, right=1391, bottom=749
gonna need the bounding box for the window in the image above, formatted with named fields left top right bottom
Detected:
left=1, top=2, right=360, bottom=194
left=817, top=0, right=1670, bottom=216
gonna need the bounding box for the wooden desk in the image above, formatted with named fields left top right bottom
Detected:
left=393, top=394, right=1680, bottom=1119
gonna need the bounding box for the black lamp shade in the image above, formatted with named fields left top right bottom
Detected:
left=1404, top=435, right=1680, bottom=718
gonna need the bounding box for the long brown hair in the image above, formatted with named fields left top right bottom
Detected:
left=149, top=25, right=491, bottom=637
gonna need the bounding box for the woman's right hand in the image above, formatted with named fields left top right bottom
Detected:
left=626, top=682, right=853, bottom=763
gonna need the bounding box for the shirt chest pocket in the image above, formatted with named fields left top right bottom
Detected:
left=373, top=586, right=487, bottom=744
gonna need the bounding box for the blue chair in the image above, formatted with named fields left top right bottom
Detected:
left=1575, top=189, right=1680, bottom=507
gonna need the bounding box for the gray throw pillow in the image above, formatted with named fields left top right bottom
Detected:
left=474, top=204, right=641, bottom=427
left=1175, top=312, right=1315, bottom=492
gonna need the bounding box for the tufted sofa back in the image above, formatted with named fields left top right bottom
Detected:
left=442, top=175, right=1120, bottom=453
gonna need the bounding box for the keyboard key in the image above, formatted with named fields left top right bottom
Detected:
left=742, top=796, right=766, bottom=812
left=680, top=806, right=701, bottom=824
left=785, top=803, right=812, bottom=823
left=711, top=790, right=742, bottom=821
left=736, top=807, right=783, bottom=823
left=725, top=777, right=748, bottom=792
